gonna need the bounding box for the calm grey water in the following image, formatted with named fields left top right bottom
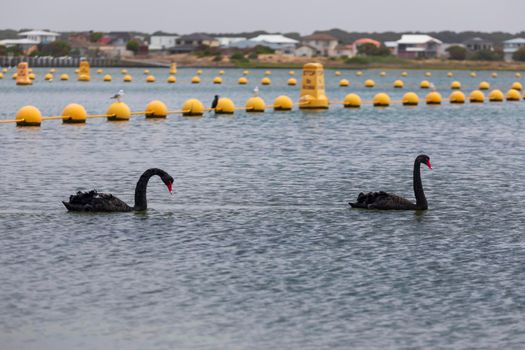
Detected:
left=1, top=68, right=524, bottom=350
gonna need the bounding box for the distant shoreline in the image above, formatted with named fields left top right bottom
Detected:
left=121, top=56, right=525, bottom=71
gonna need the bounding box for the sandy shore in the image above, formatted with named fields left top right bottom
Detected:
left=123, top=53, right=525, bottom=71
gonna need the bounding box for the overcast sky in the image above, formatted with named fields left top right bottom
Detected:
left=1, top=0, right=523, bottom=34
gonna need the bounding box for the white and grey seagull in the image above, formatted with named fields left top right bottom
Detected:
left=110, top=89, right=125, bottom=102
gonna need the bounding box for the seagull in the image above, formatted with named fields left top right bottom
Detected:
left=110, top=90, right=125, bottom=102
left=253, top=86, right=259, bottom=97
left=210, top=95, right=219, bottom=111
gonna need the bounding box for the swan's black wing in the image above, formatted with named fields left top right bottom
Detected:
left=63, top=190, right=133, bottom=212
left=349, top=191, right=416, bottom=210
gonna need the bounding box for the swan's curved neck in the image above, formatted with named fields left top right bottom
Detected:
left=413, top=160, right=428, bottom=210
left=133, top=168, right=167, bottom=211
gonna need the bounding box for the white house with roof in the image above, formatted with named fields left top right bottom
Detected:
left=301, top=33, right=339, bottom=57
left=216, top=37, right=247, bottom=47
left=503, top=38, right=525, bottom=62
left=0, top=38, right=38, bottom=50
left=396, top=34, right=442, bottom=58
left=149, top=34, right=179, bottom=51
left=18, top=30, right=59, bottom=44
left=230, top=34, right=298, bottom=54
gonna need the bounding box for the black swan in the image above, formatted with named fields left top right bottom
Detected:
left=349, top=155, right=432, bottom=210
left=63, top=168, right=174, bottom=212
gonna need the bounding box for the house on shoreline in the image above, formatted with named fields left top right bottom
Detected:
left=503, top=38, right=525, bottom=62
left=396, top=34, right=443, bottom=58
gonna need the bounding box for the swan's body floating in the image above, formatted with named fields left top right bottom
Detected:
left=63, top=168, right=173, bottom=212
left=349, top=154, right=432, bottom=210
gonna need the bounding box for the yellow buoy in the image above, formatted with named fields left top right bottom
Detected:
left=373, top=93, right=390, bottom=107
left=356, top=71, right=363, bottom=76
left=450, top=81, right=461, bottom=89
left=144, top=69, right=150, bottom=75
left=515, top=72, right=521, bottom=78
left=264, top=70, right=272, bottom=76
left=469, top=90, right=485, bottom=103
left=12, top=73, right=17, bottom=80
left=191, top=76, right=201, bottom=84
left=339, top=79, right=349, bottom=87
left=479, top=81, right=490, bottom=90
left=62, top=103, right=87, bottom=123
left=506, top=89, right=521, bottom=101
left=511, top=82, right=522, bottom=91
left=16, top=62, right=31, bottom=85
left=28, top=68, right=33, bottom=73
left=243, top=70, right=249, bottom=76
left=425, top=72, right=432, bottom=77
left=1, top=68, right=7, bottom=73
left=470, top=72, right=477, bottom=77
left=364, top=79, right=375, bottom=88
left=447, top=72, right=454, bottom=77
left=49, top=68, right=56, bottom=73
left=167, top=75, right=176, bottom=83
left=335, top=71, right=342, bottom=76
left=287, top=78, right=297, bottom=86
left=273, top=95, right=293, bottom=111
left=182, top=99, right=205, bottom=116
left=426, top=91, right=442, bottom=104
left=28, top=73, right=36, bottom=80
left=16, top=105, right=42, bottom=126
left=238, top=77, right=248, bottom=85
left=379, top=71, right=386, bottom=77
left=75, top=69, right=80, bottom=74
left=289, top=71, right=295, bottom=76
left=146, top=75, right=156, bottom=83
left=197, top=69, right=203, bottom=75
left=45, top=73, right=53, bottom=81
left=245, top=97, right=265, bottom=112
left=78, top=60, right=90, bottom=81
left=103, top=74, right=112, bottom=82
left=219, top=70, right=225, bottom=75
left=491, top=72, right=497, bottom=78
left=121, top=69, right=128, bottom=74
left=261, top=77, right=271, bottom=85
left=402, top=92, right=419, bottom=106
left=449, top=91, right=466, bottom=104
left=60, top=73, right=69, bottom=81
left=343, top=93, right=362, bottom=108
left=393, top=80, right=404, bottom=88
left=488, top=89, right=504, bottom=102
left=299, top=63, right=329, bottom=109
left=107, top=102, right=131, bottom=121
left=215, top=98, right=235, bottom=114
left=0, top=72, right=3, bottom=79
left=420, top=80, right=430, bottom=89
left=96, top=69, right=103, bottom=74
left=123, top=74, right=132, bottom=82
left=213, top=76, right=222, bottom=84
left=169, top=63, right=177, bottom=74
left=401, top=71, right=408, bottom=77
left=145, top=100, right=168, bottom=118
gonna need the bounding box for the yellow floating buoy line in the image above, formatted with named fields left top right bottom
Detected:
left=2, top=88, right=523, bottom=127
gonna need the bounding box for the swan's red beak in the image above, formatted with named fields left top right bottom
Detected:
left=426, top=160, right=432, bottom=170
left=167, top=182, right=173, bottom=193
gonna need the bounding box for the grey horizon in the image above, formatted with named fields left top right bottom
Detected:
left=1, top=0, right=523, bottom=34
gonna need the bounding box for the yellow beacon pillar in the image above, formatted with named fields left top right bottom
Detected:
left=16, top=62, right=32, bottom=85
left=169, top=62, right=177, bottom=74
left=299, top=63, right=329, bottom=109
left=78, top=60, right=90, bottom=81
